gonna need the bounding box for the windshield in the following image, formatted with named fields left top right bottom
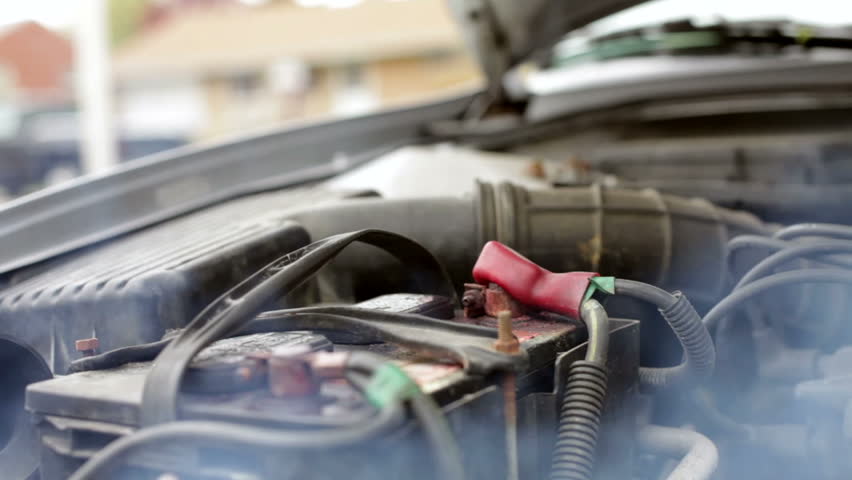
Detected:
left=527, top=0, right=852, bottom=100
left=586, top=0, right=852, bottom=36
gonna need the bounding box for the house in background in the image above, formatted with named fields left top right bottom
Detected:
left=0, top=21, right=73, bottom=103
left=0, top=18, right=189, bottom=196
left=113, top=0, right=480, bottom=140
left=0, top=22, right=76, bottom=196
left=0, top=21, right=74, bottom=142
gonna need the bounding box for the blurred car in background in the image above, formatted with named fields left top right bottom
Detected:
left=0, top=104, right=185, bottom=196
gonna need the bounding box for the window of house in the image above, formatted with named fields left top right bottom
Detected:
left=230, top=72, right=262, bottom=98
left=342, top=63, right=364, bottom=88
left=268, top=59, right=311, bottom=94
left=332, top=63, right=378, bottom=116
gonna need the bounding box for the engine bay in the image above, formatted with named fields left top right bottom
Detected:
left=1, top=140, right=852, bottom=480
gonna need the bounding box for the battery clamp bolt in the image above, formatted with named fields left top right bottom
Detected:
left=493, top=310, right=520, bottom=355
left=75, top=337, right=99, bottom=357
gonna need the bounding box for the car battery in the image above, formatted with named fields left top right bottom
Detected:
left=26, top=290, right=638, bottom=480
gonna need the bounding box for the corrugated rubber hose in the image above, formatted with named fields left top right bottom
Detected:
left=637, top=425, right=719, bottom=480
left=615, top=279, right=715, bottom=390
left=551, top=300, right=610, bottom=480
left=551, top=361, right=609, bottom=480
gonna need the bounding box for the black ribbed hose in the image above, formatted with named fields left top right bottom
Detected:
left=551, top=361, right=609, bottom=480
left=551, top=300, right=610, bottom=480
left=615, top=279, right=715, bottom=390
left=640, top=292, right=715, bottom=389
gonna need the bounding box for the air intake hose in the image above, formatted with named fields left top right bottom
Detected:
left=291, top=182, right=767, bottom=303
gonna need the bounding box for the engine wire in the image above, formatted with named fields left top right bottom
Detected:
left=773, top=223, right=852, bottom=242
left=71, top=351, right=466, bottom=480
left=613, top=279, right=714, bottom=389
left=734, top=241, right=852, bottom=289
left=139, top=229, right=456, bottom=427
left=704, top=269, right=852, bottom=331
left=69, top=395, right=404, bottom=480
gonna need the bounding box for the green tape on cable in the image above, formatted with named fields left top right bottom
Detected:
left=583, top=276, right=616, bottom=302
left=796, top=26, right=814, bottom=45
left=365, top=363, right=421, bottom=409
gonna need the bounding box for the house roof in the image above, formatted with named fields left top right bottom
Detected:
left=114, top=0, right=467, bottom=79
left=0, top=21, right=72, bottom=96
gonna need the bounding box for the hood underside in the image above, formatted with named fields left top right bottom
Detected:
left=448, top=0, right=648, bottom=96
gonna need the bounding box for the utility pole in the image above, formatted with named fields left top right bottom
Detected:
left=75, top=0, right=118, bottom=174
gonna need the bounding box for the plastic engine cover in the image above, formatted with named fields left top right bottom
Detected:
left=0, top=218, right=310, bottom=375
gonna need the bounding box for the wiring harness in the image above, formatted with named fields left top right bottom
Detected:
left=694, top=223, right=852, bottom=463
left=69, top=350, right=463, bottom=480
left=711, top=222, right=852, bottom=336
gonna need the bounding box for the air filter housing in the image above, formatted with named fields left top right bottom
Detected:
left=0, top=212, right=310, bottom=375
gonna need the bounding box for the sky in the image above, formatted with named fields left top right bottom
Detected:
left=587, top=0, right=852, bottom=35
left=0, top=0, right=374, bottom=30
left=0, top=0, right=78, bottom=29
left=1, top=0, right=851, bottom=32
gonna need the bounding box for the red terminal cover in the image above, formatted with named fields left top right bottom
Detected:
left=472, top=241, right=599, bottom=319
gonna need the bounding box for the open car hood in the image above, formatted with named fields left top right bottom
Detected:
left=448, top=0, right=648, bottom=98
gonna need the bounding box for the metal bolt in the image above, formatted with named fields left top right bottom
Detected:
left=493, top=310, right=520, bottom=355
left=75, top=337, right=99, bottom=357
left=485, top=284, right=524, bottom=318
left=493, top=310, right=520, bottom=480
left=462, top=284, right=486, bottom=318
left=462, top=289, right=484, bottom=308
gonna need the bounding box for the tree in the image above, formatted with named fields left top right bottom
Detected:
left=108, top=0, right=151, bottom=47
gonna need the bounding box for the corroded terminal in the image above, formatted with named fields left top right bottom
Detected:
left=75, top=337, right=99, bottom=357
left=494, top=310, right=520, bottom=480
left=494, top=310, right=520, bottom=355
